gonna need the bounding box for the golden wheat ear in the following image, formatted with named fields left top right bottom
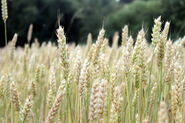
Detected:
left=1, top=0, right=8, bottom=46
left=10, top=33, right=18, bottom=60
left=27, top=24, right=33, bottom=44
left=20, top=95, right=34, bottom=123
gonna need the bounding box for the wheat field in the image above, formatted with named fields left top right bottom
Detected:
left=0, top=15, right=185, bottom=123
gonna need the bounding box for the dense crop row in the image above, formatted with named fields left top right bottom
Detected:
left=0, top=16, right=185, bottom=123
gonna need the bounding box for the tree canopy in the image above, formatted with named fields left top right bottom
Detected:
left=0, top=0, right=185, bottom=46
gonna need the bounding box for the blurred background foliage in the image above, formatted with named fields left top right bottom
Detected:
left=0, top=0, right=185, bottom=46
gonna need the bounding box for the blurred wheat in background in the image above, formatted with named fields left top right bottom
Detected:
left=0, top=0, right=185, bottom=123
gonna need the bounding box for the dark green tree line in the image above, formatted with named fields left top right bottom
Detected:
left=0, top=0, right=185, bottom=46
